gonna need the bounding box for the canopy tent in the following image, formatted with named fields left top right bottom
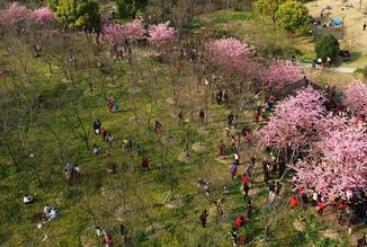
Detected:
left=332, top=18, right=343, bottom=26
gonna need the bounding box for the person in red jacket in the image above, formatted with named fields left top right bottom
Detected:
left=103, top=232, right=113, bottom=247
left=235, top=215, right=245, bottom=229
left=239, top=235, right=246, bottom=245
left=241, top=173, right=250, bottom=185
left=290, top=196, right=298, bottom=210
left=317, top=201, right=326, bottom=216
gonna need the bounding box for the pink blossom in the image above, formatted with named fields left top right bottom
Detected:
left=257, top=86, right=325, bottom=149
left=33, top=7, right=55, bottom=24
left=124, top=19, right=145, bottom=41
left=293, top=126, right=367, bottom=195
left=103, top=19, right=145, bottom=45
left=343, top=81, right=367, bottom=117
left=207, top=38, right=250, bottom=70
left=148, top=23, right=176, bottom=45
left=0, top=2, right=33, bottom=25
left=261, top=61, right=303, bottom=89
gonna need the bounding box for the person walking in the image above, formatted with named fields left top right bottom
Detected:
left=290, top=196, right=298, bottom=211
left=363, top=22, right=366, bottom=31
left=230, top=162, right=238, bottom=180
left=199, top=209, right=208, bottom=228
left=219, top=140, right=226, bottom=157
left=247, top=200, right=253, bottom=219
left=230, top=226, right=239, bottom=246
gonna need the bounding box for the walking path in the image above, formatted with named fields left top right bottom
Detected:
left=300, top=62, right=356, bottom=73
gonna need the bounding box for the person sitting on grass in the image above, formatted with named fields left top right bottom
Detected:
left=96, top=226, right=104, bottom=237
left=23, top=194, right=34, bottom=204
left=43, top=205, right=58, bottom=221
left=92, top=144, right=102, bottom=155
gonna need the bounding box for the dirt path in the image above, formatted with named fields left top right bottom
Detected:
left=300, top=62, right=356, bottom=73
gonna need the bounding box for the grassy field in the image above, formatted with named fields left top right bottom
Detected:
left=0, top=7, right=365, bottom=247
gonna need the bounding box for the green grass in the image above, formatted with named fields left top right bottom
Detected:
left=0, top=11, right=363, bottom=247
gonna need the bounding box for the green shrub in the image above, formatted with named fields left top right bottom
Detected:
left=133, top=229, right=148, bottom=242
left=315, top=33, right=340, bottom=61
left=116, top=0, right=148, bottom=18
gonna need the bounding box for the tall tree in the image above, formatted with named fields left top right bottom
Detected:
left=116, top=0, right=148, bottom=18
left=276, top=0, right=311, bottom=35
left=56, top=0, right=101, bottom=33
left=255, top=0, right=285, bottom=25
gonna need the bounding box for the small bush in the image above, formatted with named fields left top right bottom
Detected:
left=133, top=229, right=148, bottom=242
left=315, top=33, right=340, bottom=61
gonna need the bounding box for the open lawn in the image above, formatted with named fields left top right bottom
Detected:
left=0, top=2, right=366, bottom=247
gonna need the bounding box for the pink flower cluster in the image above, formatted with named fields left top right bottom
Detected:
left=207, top=38, right=250, bottom=70
left=258, top=84, right=367, bottom=196
left=0, top=2, right=33, bottom=24
left=148, top=23, right=176, bottom=45
left=261, top=61, right=303, bottom=88
left=0, top=3, right=55, bottom=25
left=342, top=80, right=367, bottom=117
left=103, top=19, right=145, bottom=45
left=33, top=7, right=55, bottom=25
left=257, top=86, right=325, bottom=148
left=294, top=125, right=367, bottom=195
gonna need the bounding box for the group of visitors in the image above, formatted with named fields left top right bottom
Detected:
left=107, top=98, right=120, bottom=113
left=288, top=185, right=367, bottom=234
left=92, top=119, right=114, bottom=155
left=96, top=224, right=127, bottom=247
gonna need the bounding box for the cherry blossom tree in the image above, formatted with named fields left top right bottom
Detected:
left=343, top=80, right=367, bottom=117
left=293, top=125, right=367, bottom=195
left=147, top=23, right=176, bottom=46
left=257, top=86, right=325, bottom=149
left=0, top=2, right=33, bottom=25
left=261, top=60, right=303, bottom=88
left=33, top=7, right=55, bottom=25
left=207, top=38, right=250, bottom=70
left=102, top=19, right=145, bottom=45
